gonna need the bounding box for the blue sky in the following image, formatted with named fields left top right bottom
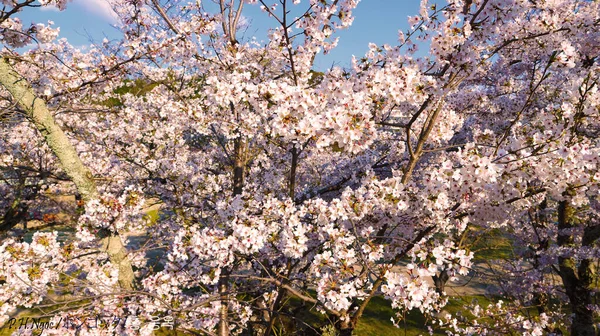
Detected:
left=18, top=0, right=425, bottom=70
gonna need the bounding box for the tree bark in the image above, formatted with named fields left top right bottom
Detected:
left=433, top=269, right=450, bottom=295
left=0, top=57, right=135, bottom=291
left=336, top=319, right=354, bottom=336
left=557, top=196, right=598, bottom=336
left=218, top=136, right=246, bottom=336
left=338, top=328, right=353, bottom=336
left=218, top=273, right=230, bottom=336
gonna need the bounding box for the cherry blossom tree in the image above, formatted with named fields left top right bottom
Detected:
left=0, top=0, right=599, bottom=335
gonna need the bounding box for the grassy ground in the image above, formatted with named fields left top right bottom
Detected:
left=353, top=295, right=495, bottom=336
left=354, top=296, right=430, bottom=336
left=467, top=228, right=514, bottom=262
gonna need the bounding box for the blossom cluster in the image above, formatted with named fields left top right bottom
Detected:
left=0, top=0, right=599, bottom=334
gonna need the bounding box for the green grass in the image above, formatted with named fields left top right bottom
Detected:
left=355, top=296, right=429, bottom=336
left=468, top=228, right=513, bottom=262
left=354, top=295, right=496, bottom=336
left=270, top=293, right=497, bottom=336
left=143, top=208, right=161, bottom=225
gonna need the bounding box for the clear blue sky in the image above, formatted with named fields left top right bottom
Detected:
left=18, top=0, right=426, bottom=70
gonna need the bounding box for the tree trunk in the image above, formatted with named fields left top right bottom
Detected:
left=337, top=319, right=355, bottom=336
left=338, top=328, right=353, bottom=336
left=0, top=57, right=135, bottom=291
left=433, top=269, right=450, bottom=295
left=557, top=197, right=598, bottom=336
left=218, top=274, right=230, bottom=336
left=218, top=136, right=246, bottom=336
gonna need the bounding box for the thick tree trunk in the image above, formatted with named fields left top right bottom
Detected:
left=218, top=274, right=230, bottom=336
left=0, top=58, right=135, bottom=291
left=218, top=136, right=246, bottom=336
left=557, top=197, right=598, bottom=336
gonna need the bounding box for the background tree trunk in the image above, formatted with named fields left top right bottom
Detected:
left=557, top=197, right=598, bottom=336
left=433, top=269, right=450, bottom=295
